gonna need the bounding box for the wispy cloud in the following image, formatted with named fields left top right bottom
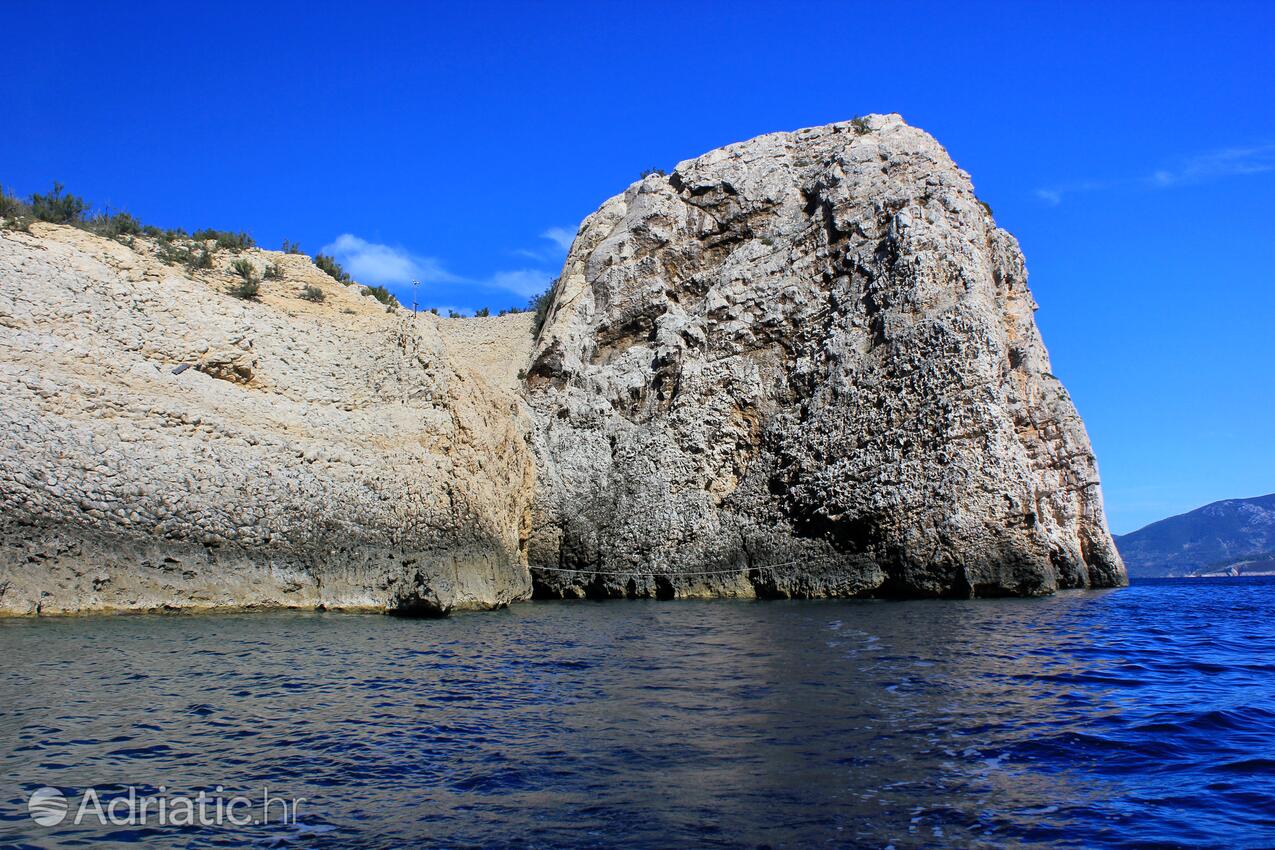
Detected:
left=487, top=269, right=554, bottom=298
left=540, top=226, right=575, bottom=252
left=320, top=234, right=462, bottom=286
left=1148, top=144, right=1275, bottom=187
left=1036, top=143, right=1275, bottom=205
left=322, top=226, right=572, bottom=304
left=510, top=227, right=577, bottom=262
left=1035, top=180, right=1111, bottom=206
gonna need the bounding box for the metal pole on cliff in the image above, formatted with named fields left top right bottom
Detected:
left=411, top=279, right=419, bottom=320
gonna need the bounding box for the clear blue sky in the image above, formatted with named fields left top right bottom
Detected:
left=3, top=1, right=1272, bottom=533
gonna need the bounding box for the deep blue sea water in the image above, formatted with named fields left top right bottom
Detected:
left=1, top=577, right=1272, bottom=849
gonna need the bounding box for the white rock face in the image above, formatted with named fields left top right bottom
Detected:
left=0, top=115, right=1125, bottom=613
left=526, top=114, right=1126, bottom=598
left=0, top=224, right=535, bottom=614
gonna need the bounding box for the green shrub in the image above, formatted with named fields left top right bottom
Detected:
left=447, top=309, right=461, bottom=318
left=299, top=284, right=325, bottom=302
left=263, top=262, right=284, bottom=280
left=474, top=306, right=490, bottom=317
left=976, top=198, right=994, bottom=218
left=30, top=182, right=88, bottom=224
left=429, top=307, right=439, bottom=315
left=227, top=259, right=260, bottom=299
left=281, top=239, right=302, bottom=254
left=155, top=238, right=212, bottom=271
left=189, top=247, right=213, bottom=270
left=313, top=253, right=351, bottom=284
left=850, top=115, right=871, bottom=135
left=529, top=279, right=559, bottom=337
left=228, top=277, right=260, bottom=299
left=193, top=228, right=255, bottom=251
left=364, top=284, right=397, bottom=306
left=0, top=185, right=31, bottom=219
left=86, top=211, right=143, bottom=238
left=0, top=185, right=33, bottom=232
left=231, top=258, right=257, bottom=280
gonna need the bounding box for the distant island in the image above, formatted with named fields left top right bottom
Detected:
left=1114, top=493, right=1275, bottom=578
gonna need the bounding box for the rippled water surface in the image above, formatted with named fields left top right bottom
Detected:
left=2, top=578, right=1273, bottom=848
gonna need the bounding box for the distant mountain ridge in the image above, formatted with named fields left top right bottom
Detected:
left=1114, top=493, right=1275, bottom=577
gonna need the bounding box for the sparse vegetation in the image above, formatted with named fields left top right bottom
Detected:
left=263, top=262, right=284, bottom=280
left=194, top=229, right=254, bottom=251
left=0, top=185, right=32, bottom=229
left=231, top=258, right=257, bottom=280
left=281, top=239, right=302, bottom=254
left=428, top=307, right=439, bottom=315
left=300, top=284, right=325, bottom=302
left=976, top=198, right=994, bottom=218
left=227, top=258, right=261, bottom=298
left=30, top=182, right=88, bottom=224
left=85, top=211, right=143, bottom=239
left=364, top=284, right=397, bottom=307
left=155, top=237, right=212, bottom=271
left=529, top=279, right=560, bottom=337
left=228, top=276, right=260, bottom=299
left=447, top=309, right=461, bottom=318
left=850, top=115, right=871, bottom=135
left=313, top=253, right=351, bottom=284
left=474, top=307, right=490, bottom=317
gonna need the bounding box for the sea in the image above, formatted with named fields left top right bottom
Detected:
left=1, top=577, right=1272, bottom=849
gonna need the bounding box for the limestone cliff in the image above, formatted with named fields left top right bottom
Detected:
left=526, top=114, right=1126, bottom=598
left=0, top=114, right=1126, bottom=614
left=0, top=224, right=535, bottom=614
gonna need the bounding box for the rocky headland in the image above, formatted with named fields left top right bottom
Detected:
left=0, top=114, right=1126, bottom=615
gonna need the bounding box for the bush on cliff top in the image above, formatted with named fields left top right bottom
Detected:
left=364, top=284, right=397, bottom=307
left=194, top=229, right=255, bottom=251
left=1, top=185, right=31, bottom=219
left=529, top=279, right=559, bottom=337
left=3, top=181, right=272, bottom=262
left=30, top=182, right=88, bottom=224
left=0, top=186, right=32, bottom=231
left=313, top=253, right=351, bottom=284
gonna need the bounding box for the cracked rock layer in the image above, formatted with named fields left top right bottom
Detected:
left=526, top=114, right=1125, bottom=599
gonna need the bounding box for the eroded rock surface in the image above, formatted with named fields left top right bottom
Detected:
left=526, top=114, right=1126, bottom=598
left=0, top=225, right=534, bottom=614
left=0, top=115, right=1126, bottom=613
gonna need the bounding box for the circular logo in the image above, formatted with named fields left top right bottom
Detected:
left=28, top=787, right=68, bottom=826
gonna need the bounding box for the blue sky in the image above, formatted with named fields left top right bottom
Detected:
left=4, top=1, right=1272, bottom=532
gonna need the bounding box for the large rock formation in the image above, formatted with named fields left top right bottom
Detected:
left=0, top=114, right=1126, bottom=614
left=526, top=114, right=1125, bottom=598
left=0, top=224, right=535, bottom=615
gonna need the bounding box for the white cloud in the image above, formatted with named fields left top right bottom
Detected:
left=486, top=269, right=553, bottom=298
left=509, top=226, right=577, bottom=262
left=1033, top=179, right=1111, bottom=206
left=320, top=234, right=463, bottom=286
left=541, top=226, right=575, bottom=252
left=320, top=226, right=565, bottom=306
left=1148, top=144, right=1275, bottom=187
left=1036, top=143, right=1275, bottom=205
